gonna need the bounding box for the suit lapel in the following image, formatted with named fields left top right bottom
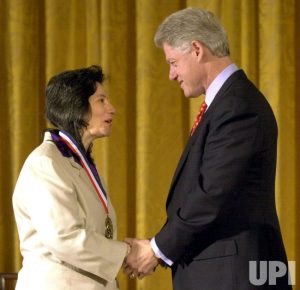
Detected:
left=166, top=70, right=247, bottom=206
left=68, top=158, right=82, bottom=172
left=170, top=129, right=198, bottom=189
left=166, top=123, right=204, bottom=206
left=68, top=157, right=95, bottom=191
left=46, top=132, right=102, bottom=202
left=68, top=156, right=109, bottom=205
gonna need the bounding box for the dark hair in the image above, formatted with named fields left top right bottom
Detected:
left=45, top=65, right=104, bottom=150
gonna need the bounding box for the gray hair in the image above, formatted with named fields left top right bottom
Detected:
left=154, top=7, right=230, bottom=57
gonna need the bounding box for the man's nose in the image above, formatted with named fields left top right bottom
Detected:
left=169, top=67, right=177, bottom=80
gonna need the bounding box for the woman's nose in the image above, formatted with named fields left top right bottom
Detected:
left=108, top=101, right=116, bottom=115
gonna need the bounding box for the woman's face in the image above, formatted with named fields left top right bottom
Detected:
left=81, top=82, right=115, bottom=149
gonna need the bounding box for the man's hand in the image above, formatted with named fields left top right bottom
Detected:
left=123, top=238, right=159, bottom=279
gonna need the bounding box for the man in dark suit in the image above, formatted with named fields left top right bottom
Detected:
left=124, top=7, right=291, bottom=290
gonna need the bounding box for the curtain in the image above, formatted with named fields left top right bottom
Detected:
left=0, top=0, right=299, bottom=289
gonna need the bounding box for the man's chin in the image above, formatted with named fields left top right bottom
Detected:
left=182, top=89, right=200, bottom=98
left=184, top=93, right=199, bottom=99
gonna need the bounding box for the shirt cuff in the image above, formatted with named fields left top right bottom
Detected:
left=150, top=237, right=173, bottom=266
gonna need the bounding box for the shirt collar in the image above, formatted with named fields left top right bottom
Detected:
left=205, top=63, right=239, bottom=107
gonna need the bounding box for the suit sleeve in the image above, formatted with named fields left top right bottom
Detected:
left=13, top=155, right=127, bottom=282
left=155, top=96, right=263, bottom=262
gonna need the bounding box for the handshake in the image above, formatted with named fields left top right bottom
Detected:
left=122, top=238, right=165, bottom=279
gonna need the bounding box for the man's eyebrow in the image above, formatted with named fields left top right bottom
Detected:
left=166, top=58, right=176, bottom=63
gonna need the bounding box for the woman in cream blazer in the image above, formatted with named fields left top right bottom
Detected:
left=13, top=65, right=129, bottom=290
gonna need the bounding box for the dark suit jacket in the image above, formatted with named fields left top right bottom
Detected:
left=155, top=70, right=291, bottom=290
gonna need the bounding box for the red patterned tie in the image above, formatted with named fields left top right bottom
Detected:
left=190, top=101, right=207, bottom=135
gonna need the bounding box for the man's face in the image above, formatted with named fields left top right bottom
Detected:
left=163, top=43, right=204, bottom=98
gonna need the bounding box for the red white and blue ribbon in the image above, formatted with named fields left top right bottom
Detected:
left=58, top=130, right=109, bottom=214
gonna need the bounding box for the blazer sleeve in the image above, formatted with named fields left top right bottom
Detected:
left=155, top=94, right=268, bottom=262
left=13, top=154, right=128, bottom=282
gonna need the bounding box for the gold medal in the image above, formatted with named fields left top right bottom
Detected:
left=105, top=215, right=113, bottom=239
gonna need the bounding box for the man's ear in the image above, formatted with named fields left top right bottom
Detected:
left=191, top=40, right=204, bottom=59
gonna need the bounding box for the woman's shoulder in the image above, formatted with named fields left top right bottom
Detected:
left=29, top=138, right=61, bottom=161
left=22, top=138, right=69, bottom=174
